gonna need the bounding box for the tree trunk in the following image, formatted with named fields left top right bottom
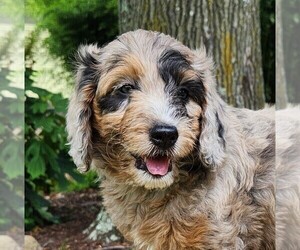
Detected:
left=276, top=0, right=288, bottom=109
left=119, top=0, right=265, bottom=109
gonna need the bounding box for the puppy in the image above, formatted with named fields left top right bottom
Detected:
left=67, top=29, right=275, bottom=249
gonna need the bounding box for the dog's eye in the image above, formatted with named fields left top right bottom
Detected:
left=177, top=88, right=189, bottom=101
left=117, top=84, right=134, bottom=94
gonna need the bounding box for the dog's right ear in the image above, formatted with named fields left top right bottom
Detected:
left=66, top=44, right=101, bottom=172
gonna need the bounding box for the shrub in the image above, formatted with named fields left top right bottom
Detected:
left=0, top=65, right=24, bottom=233
left=24, top=30, right=97, bottom=230
left=26, top=0, right=118, bottom=71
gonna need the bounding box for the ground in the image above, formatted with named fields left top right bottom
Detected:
left=28, top=189, right=132, bottom=250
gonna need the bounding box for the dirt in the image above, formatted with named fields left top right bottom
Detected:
left=28, top=189, right=132, bottom=250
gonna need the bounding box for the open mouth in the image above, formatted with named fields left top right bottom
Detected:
left=134, top=155, right=172, bottom=178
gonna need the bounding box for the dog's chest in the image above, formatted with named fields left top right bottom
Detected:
left=102, top=182, right=217, bottom=249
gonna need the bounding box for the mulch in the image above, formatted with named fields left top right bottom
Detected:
left=28, top=189, right=132, bottom=250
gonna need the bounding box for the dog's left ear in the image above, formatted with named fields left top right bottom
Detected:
left=66, top=44, right=101, bottom=172
left=192, top=48, right=226, bottom=168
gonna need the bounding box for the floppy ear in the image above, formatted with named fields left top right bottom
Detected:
left=66, top=44, right=101, bottom=172
left=192, top=48, right=226, bottom=168
left=199, top=91, right=227, bottom=168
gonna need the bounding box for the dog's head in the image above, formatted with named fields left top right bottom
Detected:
left=67, top=30, right=226, bottom=189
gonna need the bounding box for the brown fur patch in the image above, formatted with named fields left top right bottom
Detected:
left=97, top=54, right=145, bottom=97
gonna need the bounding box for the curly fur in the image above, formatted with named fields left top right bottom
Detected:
left=67, top=30, right=275, bottom=249
left=276, top=107, right=300, bottom=249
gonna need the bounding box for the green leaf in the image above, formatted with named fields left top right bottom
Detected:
left=2, top=159, right=23, bottom=179
left=26, top=140, right=39, bottom=155
left=31, top=101, right=48, bottom=113
left=27, top=155, right=46, bottom=179
left=1, top=141, right=23, bottom=179
left=26, top=85, right=52, bottom=98
left=40, top=143, right=58, bottom=159
left=48, top=159, right=60, bottom=173
left=34, top=116, right=55, bottom=132
left=50, top=94, right=67, bottom=113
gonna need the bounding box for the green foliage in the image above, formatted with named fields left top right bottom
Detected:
left=260, top=0, right=275, bottom=104
left=0, top=20, right=24, bottom=233
left=25, top=68, right=88, bottom=230
left=26, top=0, right=118, bottom=71
left=0, top=69, right=24, bottom=232
left=24, top=30, right=97, bottom=231
left=0, top=0, right=24, bottom=24
left=23, top=1, right=117, bottom=229
left=66, top=171, right=99, bottom=192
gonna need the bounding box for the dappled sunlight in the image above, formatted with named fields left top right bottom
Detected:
left=0, top=2, right=25, bottom=249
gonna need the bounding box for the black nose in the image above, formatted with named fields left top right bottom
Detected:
left=150, top=125, right=178, bottom=150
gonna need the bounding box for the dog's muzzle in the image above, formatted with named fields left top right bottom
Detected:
left=149, top=124, right=178, bottom=150
left=131, top=124, right=178, bottom=178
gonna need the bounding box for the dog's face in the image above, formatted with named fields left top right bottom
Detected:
left=67, top=30, right=226, bottom=189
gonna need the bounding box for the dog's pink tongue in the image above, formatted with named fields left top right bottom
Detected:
left=146, top=156, right=169, bottom=176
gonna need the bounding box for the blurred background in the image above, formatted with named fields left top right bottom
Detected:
left=1, top=0, right=299, bottom=249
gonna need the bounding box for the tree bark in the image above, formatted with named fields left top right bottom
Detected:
left=276, top=0, right=288, bottom=109
left=119, top=0, right=265, bottom=109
